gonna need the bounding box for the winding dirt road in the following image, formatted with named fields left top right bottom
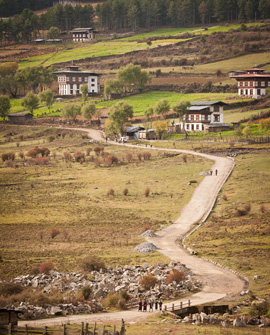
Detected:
left=19, top=128, right=246, bottom=327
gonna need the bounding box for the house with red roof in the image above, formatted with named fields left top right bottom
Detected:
left=231, top=67, right=270, bottom=98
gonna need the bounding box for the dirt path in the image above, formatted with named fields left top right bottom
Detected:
left=19, top=129, right=246, bottom=327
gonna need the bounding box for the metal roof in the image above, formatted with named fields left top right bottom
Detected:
left=8, top=112, right=33, bottom=117
left=188, top=106, right=209, bottom=111
left=126, top=126, right=144, bottom=132
left=53, top=70, right=101, bottom=75
left=191, top=101, right=226, bottom=106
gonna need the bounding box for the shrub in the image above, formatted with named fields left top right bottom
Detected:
left=74, top=151, right=85, bottom=163
left=80, top=255, right=105, bottom=272
left=126, top=152, right=133, bottom=162
left=216, top=69, right=222, bottom=77
left=143, top=152, right=151, bottom=160
left=229, top=140, right=235, bottom=148
left=18, top=152, right=24, bottom=160
left=141, top=223, right=151, bottom=232
left=50, top=228, right=60, bottom=239
left=61, top=130, right=68, bottom=138
left=107, top=189, right=115, bottom=196
left=244, top=203, right=251, bottom=213
left=260, top=204, right=266, bottom=213
left=95, top=158, right=101, bottom=167
left=40, top=261, right=54, bottom=274
left=86, top=148, right=91, bottom=156
left=27, top=146, right=41, bottom=158
left=123, top=188, right=128, bottom=196
left=182, top=154, right=188, bottom=162
left=81, top=285, right=92, bottom=300
left=235, top=208, right=247, bottom=217
left=39, top=147, right=50, bottom=157
left=47, top=135, right=55, bottom=142
left=39, top=231, right=44, bottom=240
left=250, top=301, right=270, bottom=317
left=0, top=283, right=23, bottom=297
left=52, top=152, right=57, bottom=159
left=5, top=160, right=14, bottom=167
left=137, top=153, right=142, bottom=161
left=63, top=152, right=72, bottom=162
left=166, top=269, right=186, bottom=284
left=145, top=187, right=150, bottom=197
left=139, top=274, right=158, bottom=290
left=94, top=147, right=101, bottom=156
left=1, top=152, right=15, bottom=161
left=223, top=195, right=228, bottom=201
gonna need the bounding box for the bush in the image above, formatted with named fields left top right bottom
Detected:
left=260, top=204, right=266, bottom=213
left=18, top=152, right=24, bottom=160
left=81, top=285, right=92, bottom=300
left=39, top=147, right=50, bottom=157
left=182, top=154, right=188, bottom=162
left=63, top=152, right=72, bottom=162
left=107, top=189, right=115, bottom=196
left=0, top=283, right=23, bottom=297
left=235, top=208, right=247, bottom=217
left=94, top=147, right=101, bottom=156
left=166, top=269, right=186, bottom=284
left=143, top=152, right=151, bottom=160
left=27, top=146, right=41, bottom=158
left=34, top=157, right=49, bottom=165
left=50, top=228, right=60, bottom=239
left=244, top=203, right=251, bottom=213
left=123, top=188, right=128, bottom=196
left=126, top=152, right=133, bottom=162
left=47, top=135, right=55, bottom=142
left=250, top=301, right=270, bottom=317
left=145, top=187, right=150, bottom=197
left=139, top=274, right=158, bottom=290
left=137, top=153, right=142, bottom=161
left=40, top=261, right=54, bottom=274
left=80, top=255, right=105, bottom=272
left=223, top=195, right=228, bottom=201
left=86, top=148, right=91, bottom=156
left=95, top=158, right=101, bottom=167
left=5, top=160, right=14, bottom=167
left=1, top=152, right=15, bottom=161
left=74, top=151, right=85, bottom=163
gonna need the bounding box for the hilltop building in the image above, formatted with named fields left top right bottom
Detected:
left=70, top=28, right=96, bottom=42
left=53, top=66, right=100, bottom=96
left=231, top=67, right=270, bottom=98
left=180, top=101, right=229, bottom=133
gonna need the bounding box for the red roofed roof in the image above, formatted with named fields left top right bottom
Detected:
left=231, top=73, right=270, bottom=79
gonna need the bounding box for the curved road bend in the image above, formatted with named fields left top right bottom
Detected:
left=19, top=128, right=245, bottom=327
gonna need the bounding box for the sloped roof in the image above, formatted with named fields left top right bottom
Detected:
left=8, top=112, right=33, bottom=117
left=191, top=101, right=226, bottom=106
left=188, top=106, right=209, bottom=111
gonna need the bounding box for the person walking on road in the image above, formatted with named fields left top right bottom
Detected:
left=215, top=169, right=218, bottom=176
left=138, top=300, right=142, bottom=312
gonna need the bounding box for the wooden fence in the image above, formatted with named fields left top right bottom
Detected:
left=0, top=320, right=125, bottom=335
left=164, top=299, right=191, bottom=313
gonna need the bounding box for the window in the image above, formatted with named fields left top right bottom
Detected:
left=261, top=81, right=265, bottom=87
left=255, top=82, right=258, bottom=87
left=72, top=77, right=75, bottom=82
left=186, top=124, right=189, bottom=130
left=91, top=83, right=95, bottom=87
left=201, top=115, right=205, bottom=121
left=268, top=81, right=270, bottom=87
left=238, top=82, right=240, bottom=87
left=66, top=77, right=69, bottom=82
left=208, top=115, right=211, bottom=121
left=84, top=77, right=88, bottom=82
left=243, top=82, right=246, bottom=86
left=248, top=82, right=250, bottom=86
left=79, top=77, right=82, bottom=82
left=91, top=78, right=95, bottom=82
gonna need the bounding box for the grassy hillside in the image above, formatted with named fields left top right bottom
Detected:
left=0, top=124, right=212, bottom=279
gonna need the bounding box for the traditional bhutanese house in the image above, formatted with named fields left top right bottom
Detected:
left=70, top=28, right=96, bottom=42
left=126, top=126, right=145, bottom=139
left=7, top=112, right=33, bottom=123
left=53, top=66, right=100, bottom=96
left=0, top=309, right=21, bottom=326
left=181, top=101, right=230, bottom=133
left=231, top=67, right=270, bottom=97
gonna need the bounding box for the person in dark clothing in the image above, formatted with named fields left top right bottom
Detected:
left=159, top=300, right=163, bottom=311
left=215, top=169, right=218, bottom=176
left=138, top=300, right=142, bottom=311
left=155, top=300, right=158, bottom=310
left=143, top=300, right=147, bottom=312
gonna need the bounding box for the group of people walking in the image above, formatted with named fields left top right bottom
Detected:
left=138, top=299, right=163, bottom=312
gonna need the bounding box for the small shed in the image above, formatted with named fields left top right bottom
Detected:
left=126, top=126, right=144, bottom=138
left=138, top=129, right=157, bottom=140
left=0, top=309, right=21, bottom=326
left=204, top=123, right=231, bottom=132
left=7, top=112, right=33, bottom=123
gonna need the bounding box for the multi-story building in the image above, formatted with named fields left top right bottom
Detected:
left=70, top=28, right=96, bottom=42
left=231, top=67, right=270, bottom=97
left=180, top=101, right=229, bottom=133
left=53, top=66, right=100, bottom=96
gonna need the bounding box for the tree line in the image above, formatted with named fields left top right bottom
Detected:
left=0, top=4, right=95, bottom=43
left=96, top=0, right=270, bottom=30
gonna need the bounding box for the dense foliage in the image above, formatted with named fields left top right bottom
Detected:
left=96, top=0, right=270, bottom=30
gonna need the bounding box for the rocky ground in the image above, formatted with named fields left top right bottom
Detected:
left=2, top=261, right=201, bottom=320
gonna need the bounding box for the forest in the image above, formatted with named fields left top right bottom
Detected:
left=0, top=0, right=270, bottom=43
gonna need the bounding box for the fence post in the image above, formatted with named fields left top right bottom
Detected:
left=172, top=303, right=174, bottom=311
left=8, top=323, right=12, bottom=335
left=113, top=325, right=116, bottom=335
left=81, top=322, right=84, bottom=335
left=85, top=323, right=89, bottom=335
left=25, top=324, right=28, bottom=335
left=165, top=305, right=167, bottom=311
left=180, top=302, right=183, bottom=310
left=93, top=322, right=96, bottom=335
left=188, top=300, right=191, bottom=307
left=63, top=324, right=66, bottom=335
left=44, top=326, right=48, bottom=335
left=102, top=325, right=105, bottom=335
